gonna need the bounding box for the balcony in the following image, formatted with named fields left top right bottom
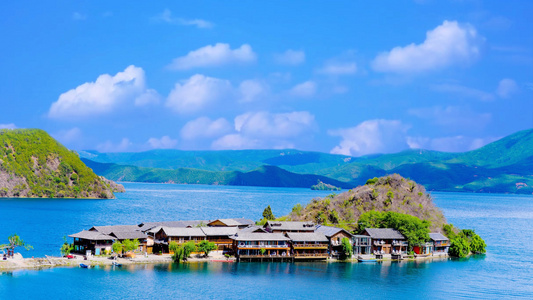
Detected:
left=373, top=240, right=386, bottom=246
left=294, top=253, right=329, bottom=258
left=237, top=244, right=289, bottom=249
left=292, top=243, right=328, bottom=249
left=392, top=240, right=408, bottom=246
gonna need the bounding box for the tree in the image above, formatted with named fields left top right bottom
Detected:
left=449, top=236, right=470, bottom=258
left=470, top=234, right=486, bottom=254
left=112, top=241, right=123, bottom=254
left=262, top=205, right=275, bottom=220
left=1, top=234, right=32, bottom=257
left=197, top=240, right=217, bottom=257
left=169, top=241, right=179, bottom=253
left=260, top=248, right=266, bottom=256
left=60, top=236, right=73, bottom=256
left=172, top=246, right=185, bottom=263
left=122, top=239, right=140, bottom=253
left=341, top=237, right=352, bottom=259
left=182, top=241, right=197, bottom=259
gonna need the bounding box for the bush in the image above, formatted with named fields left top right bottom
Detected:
left=449, top=236, right=470, bottom=257
left=341, top=237, right=352, bottom=259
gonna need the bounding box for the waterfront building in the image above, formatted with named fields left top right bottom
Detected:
left=429, top=233, right=450, bottom=256
left=231, top=232, right=292, bottom=261
left=151, top=227, right=206, bottom=254
left=286, top=232, right=329, bottom=260
left=352, top=235, right=372, bottom=256
left=363, top=228, right=407, bottom=259
left=315, top=225, right=353, bottom=258
left=68, top=230, right=114, bottom=255
left=207, top=218, right=254, bottom=228
left=199, top=227, right=239, bottom=252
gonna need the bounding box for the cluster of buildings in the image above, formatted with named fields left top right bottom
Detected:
left=69, top=219, right=449, bottom=261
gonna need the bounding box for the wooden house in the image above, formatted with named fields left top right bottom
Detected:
left=286, top=232, right=329, bottom=260
left=363, top=228, right=407, bottom=258
left=429, top=233, right=450, bottom=256
left=264, top=221, right=315, bottom=234
left=315, top=225, right=353, bottom=258
left=151, top=227, right=206, bottom=254
left=69, top=230, right=114, bottom=255
left=108, top=231, right=149, bottom=253
left=199, top=227, right=239, bottom=251
left=231, top=233, right=292, bottom=261
left=207, top=218, right=254, bottom=229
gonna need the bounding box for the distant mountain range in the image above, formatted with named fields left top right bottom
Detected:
left=80, top=128, right=533, bottom=194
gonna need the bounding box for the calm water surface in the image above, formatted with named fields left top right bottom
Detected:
left=0, top=183, right=532, bottom=299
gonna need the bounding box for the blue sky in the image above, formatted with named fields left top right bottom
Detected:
left=1, top=1, right=532, bottom=156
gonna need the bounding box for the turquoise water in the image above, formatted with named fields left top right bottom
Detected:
left=1, top=183, right=532, bottom=299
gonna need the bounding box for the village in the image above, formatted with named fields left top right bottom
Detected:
left=66, top=218, right=450, bottom=263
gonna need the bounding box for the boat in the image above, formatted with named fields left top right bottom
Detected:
left=357, top=256, right=377, bottom=262
left=112, top=261, right=122, bottom=267
left=79, top=263, right=89, bottom=268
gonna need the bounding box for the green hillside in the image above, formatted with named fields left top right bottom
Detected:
left=0, top=129, right=121, bottom=198
left=80, top=128, right=533, bottom=194
left=82, top=159, right=352, bottom=189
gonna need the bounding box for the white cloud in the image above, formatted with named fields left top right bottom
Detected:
left=52, top=127, right=82, bottom=144
left=212, top=111, right=316, bottom=150
left=180, top=117, right=232, bottom=140
left=407, top=135, right=499, bottom=152
left=317, top=61, right=357, bottom=75
left=0, top=123, right=16, bottom=129
left=96, top=138, right=132, bottom=153
left=135, top=89, right=161, bottom=106
left=274, top=50, right=305, bottom=65
left=168, top=43, right=256, bottom=70
left=408, top=106, right=491, bottom=130
left=372, top=20, right=483, bottom=73
left=496, top=78, right=518, bottom=98
left=431, top=83, right=495, bottom=101
left=289, top=81, right=317, bottom=98
left=155, top=9, right=213, bottom=29
left=72, top=12, right=86, bottom=21
left=147, top=136, right=178, bottom=149
left=329, top=120, right=410, bottom=156
left=239, top=79, right=268, bottom=102
left=49, top=65, right=151, bottom=119
left=166, top=74, right=233, bottom=114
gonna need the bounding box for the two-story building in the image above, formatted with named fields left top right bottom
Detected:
left=286, top=232, right=329, bottom=260
left=231, top=232, right=292, bottom=261
left=315, top=225, right=353, bottom=258
left=264, top=221, right=315, bottom=234
left=429, top=233, right=450, bottom=256
left=363, top=228, right=407, bottom=259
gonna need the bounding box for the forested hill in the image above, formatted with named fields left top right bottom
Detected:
left=81, top=129, right=533, bottom=194
left=0, top=129, right=122, bottom=198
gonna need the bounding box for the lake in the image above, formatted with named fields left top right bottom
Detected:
left=1, top=183, right=532, bottom=299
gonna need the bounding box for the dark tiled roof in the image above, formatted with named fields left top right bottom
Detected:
left=90, top=225, right=140, bottom=235
left=159, top=227, right=206, bottom=237
left=286, top=232, right=329, bottom=243
left=240, top=225, right=267, bottom=233
left=69, top=230, right=114, bottom=241
left=364, top=228, right=405, bottom=240
left=109, top=231, right=148, bottom=240
left=429, top=233, right=449, bottom=241
left=265, top=221, right=315, bottom=231
left=232, top=233, right=290, bottom=241
left=200, top=227, right=239, bottom=236
left=138, top=220, right=209, bottom=232
left=315, top=225, right=352, bottom=238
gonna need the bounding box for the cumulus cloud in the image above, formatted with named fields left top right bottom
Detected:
left=496, top=78, right=518, bottom=98
left=135, top=89, right=161, bottom=106
left=274, top=49, right=305, bottom=65
left=48, top=65, right=153, bottom=119
left=52, top=127, right=82, bottom=145
left=239, top=79, right=268, bottom=102
left=407, top=135, right=499, bottom=152
left=168, top=43, right=256, bottom=70
left=212, top=111, right=316, bottom=150
left=155, top=9, right=213, bottom=29
left=289, top=81, right=317, bottom=98
left=180, top=117, right=232, bottom=140
left=329, top=120, right=411, bottom=156
left=431, top=83, right=494, bottom=101
left=408, top=106, right=491, bottom=130
left=317, top=61, right=357, bottom=75
left=147, top=136, right=178, bottom=149
left=372, top=20, right=483, bottom=73
left=0, top=123, right=16, bottom=129
left=96, top=138, right=132, bottom=153
left=166, top=74, right=233, bottom=114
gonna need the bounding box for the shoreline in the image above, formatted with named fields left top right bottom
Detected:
left=0, top=253, right=449, bottom=273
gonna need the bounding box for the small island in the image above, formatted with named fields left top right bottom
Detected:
left=311, top=180, right=341, bottom=191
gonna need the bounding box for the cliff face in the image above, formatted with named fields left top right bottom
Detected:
left=288, top=174, right=446, bottom=232
left=0, top=129, right=123, bottom=199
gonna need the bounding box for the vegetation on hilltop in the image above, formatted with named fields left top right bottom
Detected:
left=0, top=129, right=121, bottom=198
left=311, top=180, right=341, bottom=191
left=287, top=174, right=446, bottom=232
